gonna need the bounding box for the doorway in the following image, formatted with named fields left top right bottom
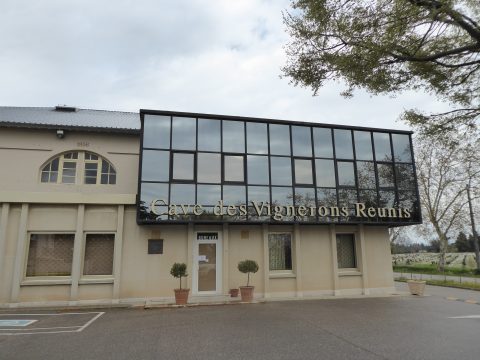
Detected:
left=193, top=231, right=222, bottom=295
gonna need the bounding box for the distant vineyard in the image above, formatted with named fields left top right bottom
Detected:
left=392, top=252, right=477, bottom=269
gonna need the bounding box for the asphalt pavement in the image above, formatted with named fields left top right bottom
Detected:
left=1, top=283, right=479, bottom=360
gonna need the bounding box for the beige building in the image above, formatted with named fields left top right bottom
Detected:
left=0, top=106, right=420, bottom=308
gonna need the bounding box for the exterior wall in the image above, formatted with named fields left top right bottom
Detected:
left=0, top=204, right=394, bottom=306
left=0, top=126, right=395, bottom=307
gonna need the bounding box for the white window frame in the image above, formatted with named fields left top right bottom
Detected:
left=268, top=232, right=295, bottom=277
left=23, top=232, right=76, bottom=282
left=335, top=232, right=359, bottom=272
left=40, top=151, right=116, bottom=185
left=80, top=232, right=116, bottom=284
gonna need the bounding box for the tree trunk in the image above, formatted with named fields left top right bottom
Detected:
left=467, top=183, right=480, bottom=270
left=432, top=223, right=448, bottom=271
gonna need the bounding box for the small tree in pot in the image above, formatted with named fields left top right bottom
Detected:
left=170, top=263, right=189, bottom=305
left=237, top=260, right=259, bottom=302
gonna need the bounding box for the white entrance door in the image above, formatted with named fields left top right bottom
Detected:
left=193, top=232, right=222, bottom=295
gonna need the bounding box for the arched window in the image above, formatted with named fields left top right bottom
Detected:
left=41, top=151, right=116, bottom=185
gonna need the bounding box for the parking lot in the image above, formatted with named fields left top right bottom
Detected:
left=1, top=284, right=479, bottom=360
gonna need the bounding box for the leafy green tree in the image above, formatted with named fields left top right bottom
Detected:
left=455, top=231, right=472, bottom=252
left=283, top=0, right=480, bottom=136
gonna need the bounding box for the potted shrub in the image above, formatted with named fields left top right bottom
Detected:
left=170, top=263, right=189, bottom=305
left=407, top=279, right=426, bottom=296
left=237, top=260, right=259, bottom=302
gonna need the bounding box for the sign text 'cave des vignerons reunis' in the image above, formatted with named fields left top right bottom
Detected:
left=137, top=110, right=421, bottom=225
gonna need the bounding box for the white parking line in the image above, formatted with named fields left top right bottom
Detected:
left=448, top=315, right=480, bottom=319
left=0, top=312, right=105, bottom=336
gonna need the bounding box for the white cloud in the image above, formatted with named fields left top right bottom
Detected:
left=0, top=0, right=449, bottom=131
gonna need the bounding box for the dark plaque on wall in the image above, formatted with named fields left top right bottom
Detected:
left=148, top=239, right=164, bottom=254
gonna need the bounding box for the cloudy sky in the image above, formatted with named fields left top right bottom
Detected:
left=0, top=0, right=449, bottom=130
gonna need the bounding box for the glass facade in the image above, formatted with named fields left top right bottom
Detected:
left=138, top=112, right=420, bottom=225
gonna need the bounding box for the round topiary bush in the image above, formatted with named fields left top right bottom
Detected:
left=170, top=263, right=188, bottom=290
left=238, top=260, right=259, bottom=287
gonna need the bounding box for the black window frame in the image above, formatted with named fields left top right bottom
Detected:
left=138, top=110, right=421, bottom=226
left=170, top=150, right=196, bottom=183
left=222, top=153, right=246, bottom=184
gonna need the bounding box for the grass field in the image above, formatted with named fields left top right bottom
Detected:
left=392, top=252, right=479, bottom=277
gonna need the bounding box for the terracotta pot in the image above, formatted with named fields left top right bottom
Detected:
left=239, top=286, right=254, bottom=302
left=229, top=288, right=239, bottom=298
left=407, top=280, right=426, bottom=296
left=174, top=288, right=190, bottom=305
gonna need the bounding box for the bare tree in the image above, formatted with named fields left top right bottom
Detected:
left=415, top=136, right=472, bottom=270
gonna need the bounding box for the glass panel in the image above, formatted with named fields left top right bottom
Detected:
left=392, top=134, right=412, bottom=162
left=170, top=184, right=195, bottom=204
left=101, top=174, right=109, bottom=184
left=223, top=185, right=246, bottom=206
left=102, top=160, right=109, bottom=173
left=83, top=234, right=114, bottom=275
left=198, top=118, right=220, bottom=151
left=108, top=174, right=116, bottom=185
left=197, top=153, right=221, bottom=183
left=374, top=133, right=392, bottom=161
left=41, top=172, right=49, bottom=183
left=271, top=187, right=294, bottom=221
left=224, top=155, right=244, bottom=182
left=291, top=126, right=312, bottom=156
left=269, top=124, right=291, bottom=155
left=142, top=150, right=169, bottom=182
left=334, top=129, right=353, bottom=159
left=295, top=187, right=316, bottom=207
left=295, top=187, right=316, bottom=221
left=395, top=164, right=415, bottom=190
left=315, top=159, right=336, bottom=187
left=294, top=159, right=313, bottom=184
left=85, top=177, right=97, bottom=184
left=139, top=183, right=169, bottom=220
left=248, top=186, right=270, bottom=203
left=268, top=233, right=292, bottom=270
left=143, top=115, right=171, bottom=149
left=172, top=153, right=194, bottom=181
left=248, top=186, right=270, bottom=220
left=356, top=161, right=376, bottom=189
left=197, top=185, right=221, bottom=206
left=313, top=128, right=333, bottom=158
left=198, top=243, right=216, bottom=291
left=338, top=189, right=357, bottom=208
left=398, top=191, right=419, bottom=221
left=247, top=122, right=268, bottom=154
left=317, top=188, right=337, bottom=207
left=359, top=190, right=378, bottom=208
left=247, top=155, right=269, bottom=185
left=223, top=120, right=245, bottom=153
left=85, top=153, right=98, bottom=160
left=26, top=234, right=74, bottom=276
left=51, top=158, right=59, bottom=171
left=354, top=131, right=373, bottom=160
left=377, top=163, right=395, bottom=188
left=271, top=187, right=293, bottom=205
left=270, top=156, right=292, bottom=186
left=50, top=172, right=58, bottom=183
left=172, top=117, right=196, bottom=150
left=337, top=161, right=355, bottom=186
left=336, top=234, right=356, bottom=268
left=379, top=191, right=396, bottom=207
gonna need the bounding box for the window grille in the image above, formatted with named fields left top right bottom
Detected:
left=83, top=234, right=115, bottom=276
left=26, top=234, right=74, bottom=276
left=268, top=233, right=292, bottom=271
left=336, top=234, right=356, bottom=268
